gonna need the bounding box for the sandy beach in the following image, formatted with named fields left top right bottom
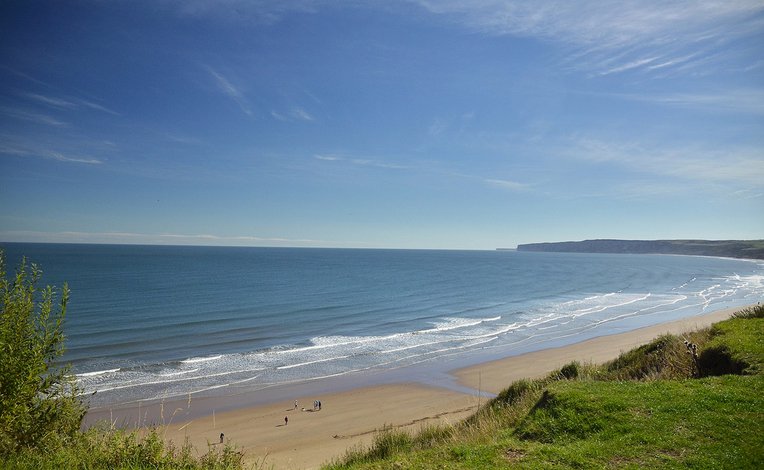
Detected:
left=141, top=305, right=749, bottom=469
left=161, top=384, right=478, bottom=470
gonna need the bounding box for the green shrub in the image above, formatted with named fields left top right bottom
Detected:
left=0, top=253, right=86, bottom=455
left=558, top=361, right=580, bottom=379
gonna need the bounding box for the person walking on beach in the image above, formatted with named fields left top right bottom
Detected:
left=284, top=416, right=288, bottom=426
left=219, top=433, right=224, bottom=444
left=294, top=400, right=298, bottom=410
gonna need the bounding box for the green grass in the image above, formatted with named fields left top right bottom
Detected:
left=325, top=307, right=764, bottom=469
left=1, top=427, right=246, bottom=469
left=700, top=317, right=764, bottom=376
left=513, top=376, right=764, bottom=468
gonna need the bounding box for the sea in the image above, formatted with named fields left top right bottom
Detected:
left=2, top=243, right=762, bottom=409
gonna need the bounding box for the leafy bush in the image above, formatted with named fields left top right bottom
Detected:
left=0, top=252, right=86, bottom=454
left=558, top=361, right=580, bottom=380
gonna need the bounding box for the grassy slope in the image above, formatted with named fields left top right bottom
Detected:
left=326, top=307, right=764, bottom=469
left=512, top=376, right=763, bottom=468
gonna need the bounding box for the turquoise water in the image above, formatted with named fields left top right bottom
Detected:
left=2, top=243, right=762, bottom=407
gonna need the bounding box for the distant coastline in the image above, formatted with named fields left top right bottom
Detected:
left=515, top=239, right=764, bottom=260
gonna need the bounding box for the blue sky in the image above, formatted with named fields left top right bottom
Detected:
left=1, top=0, right=763, bottom=249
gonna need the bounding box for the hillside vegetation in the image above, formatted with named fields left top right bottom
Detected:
left=516, top=239, right=764, bottom=260
left=325, top=305, right=764, bottom=469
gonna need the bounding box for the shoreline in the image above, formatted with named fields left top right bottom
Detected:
left=85, top=303, right=756, bottom=469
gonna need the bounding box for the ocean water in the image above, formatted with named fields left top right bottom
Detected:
left=2, top=243, right=762, bottom=408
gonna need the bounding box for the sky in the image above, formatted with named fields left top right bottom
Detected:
left=1, top=0, right=763, bottom=250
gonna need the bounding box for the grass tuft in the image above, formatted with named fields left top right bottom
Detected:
left=731, top=303, right=764, bottom=319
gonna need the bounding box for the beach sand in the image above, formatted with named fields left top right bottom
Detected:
left=161, top=384, right=478, bottom=470
left=148, top=305, right=748, bottom=469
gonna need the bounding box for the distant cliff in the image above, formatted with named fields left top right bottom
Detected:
left=516, top=239, right=764, bottom=260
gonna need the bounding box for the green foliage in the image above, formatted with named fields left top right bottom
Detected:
left=558, top=360, right=580, bottom=380
left=0, top=252, right=85, bottom=454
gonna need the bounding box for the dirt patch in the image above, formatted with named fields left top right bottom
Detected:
left=504, top=448, right=526, bottom=461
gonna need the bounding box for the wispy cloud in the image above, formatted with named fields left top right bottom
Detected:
left=314, top=154, right=341, bottom=161
left=272, top=107, right=315, bottom=122
left=0, top=230, right=358, bottom=247
left=732, top=189, right=764, bottom=200
left=583, top=88, right=764, bottom=115
left=642, top=89, right=764, bottom=115
left=315, top=153, right=531, bottom=191
left=426, top=113, right=476, bottom=138
left=78, top=98, right=120, bottom=115
left=314, top=154, right=409, bottom=169
left=1, top=106, right=67, bottom=127
left=165, top=0, right=321, bottom=23
left=20, top=92, right=120, bottom=115
left=206, top=66, right=252, bottom=116
left=412, top=0, right=764, bottom=76
left=131, top=2, right=764, bottom=78
left=483, top=178, right=529, bottom=191
left=292, top=107, right=314, bottom=121
left=598, top=57, right=659, bottom=76
left=0, top=142, right=103, bottom=165
left=153, top=2, right=764, bottom=78
left=567, top=136, right=764, bottom=186
left=161, top=132, right=203, bottom=145
left=46, top=151, right=102, bottom=165
left=21, top=92, right=77, bottom=109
